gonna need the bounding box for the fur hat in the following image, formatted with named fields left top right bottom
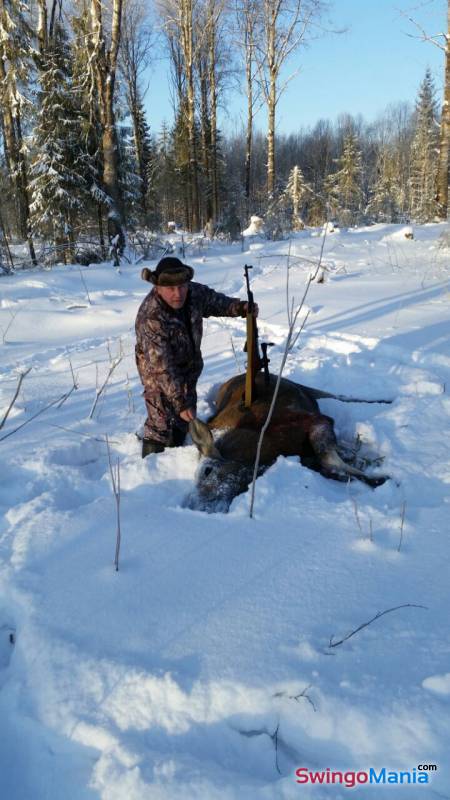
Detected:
left=141, top=257, right=194, bottom=286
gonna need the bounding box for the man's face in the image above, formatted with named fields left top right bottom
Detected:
left=157, top=282, right=189, bottom=309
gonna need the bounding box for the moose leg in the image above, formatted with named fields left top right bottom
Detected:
left=308, top=414, right=387, bottom=487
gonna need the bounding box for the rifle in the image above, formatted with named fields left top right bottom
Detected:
left=243, top=264, right=262, bottom=407
left=261, top=341, right=274, bottom=386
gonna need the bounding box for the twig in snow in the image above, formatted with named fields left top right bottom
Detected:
left=56, top=382, right=78, bottom=409
left=77, top=264, right=92, bottom=305
left=273, top=685, right=317, bottom=712
left=286, top=238, right=292, bottom=326
left=106, top=434, right=121, bottom=572
left=351, top=494, right=363, bottom=536
left=238, top=720, right=284, bottom=775
left=229, top=334, right=241, bottom=371
left=45, top=423, right=119, bottom=444
left=89, top=355, right=123, bottom=419
left=1, top=309, right=20, bottom=344
left=249, top=228, right=328, bottom=518
left=125, top=373, right=135, bottom=413
left=0, top=391, right=69, bottom=442
left=271, top=723, right=282, bottom=775
left=0, top=367, right=31, bottom=430
left=398, top=501, right=406, bottom=552
left=290, top=685, right=317, bottom=713
left=328, top=604, right=428, bottom=649
left=56, top=359, right=79, bottom=409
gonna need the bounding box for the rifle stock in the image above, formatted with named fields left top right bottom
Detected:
left=243, top=264, right=261, bottom=407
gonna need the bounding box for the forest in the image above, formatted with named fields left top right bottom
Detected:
left=0, top=0, right=449, bottom=270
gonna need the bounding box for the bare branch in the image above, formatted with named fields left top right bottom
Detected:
left=398, top=7, right=447, bottom=51
left=106, top=435, right=122, bottom=571
left=56, top=361, right=79, bottom=409
left=1, top=309, right=20, bottom=344
left=249, top=229, right=328, bottom=517
left=77, top=265, right=92, bottom=305
left=398, top=500, right=407, bottom=551
left=351, top=493, right=363, bottom=536
left=89, top=355, right=123, bottom=419
left=0, top=391, right=69, bottom=442
left=328, top=604, right=428, bottom=648
left=271, top=722, right=282, bottom=775
left=0, top=367, right=31, bottom=430
left=273, top=684, right=317, bottom=712
left=45, top=423, right=120, bottom=444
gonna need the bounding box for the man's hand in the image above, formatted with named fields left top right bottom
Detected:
left=241, top=302, right=259, bottom=317
left=180, top=408, right=196, bottom=422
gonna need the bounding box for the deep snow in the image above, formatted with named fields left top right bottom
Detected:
left=0, top=223, right=449, bottom=799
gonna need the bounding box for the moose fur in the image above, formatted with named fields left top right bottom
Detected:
left=187, top=372, right=388, bottom=512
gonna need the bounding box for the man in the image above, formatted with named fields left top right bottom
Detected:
left=135, top=256, right=257, bottom=457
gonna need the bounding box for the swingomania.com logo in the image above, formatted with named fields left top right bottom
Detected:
left=295, top=765, right=437, bottom=788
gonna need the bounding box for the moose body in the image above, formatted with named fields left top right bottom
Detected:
left=188, top=372, right=387, bottom=512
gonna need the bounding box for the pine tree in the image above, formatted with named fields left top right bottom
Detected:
left=132, top=95, right=154, bottom=219
left=153, top=122, right=176, bottom=226
left=117, top=123, right=141, bottom=227
left=366, top=147, right=403, bottom=222
left=265, top=191, right=289, bottom=240
left=29, top=22, right=86, bottom=261
left=284, top=165, right=311, bottom=229
left=409, top=69, right=439, bottom=222
left=324, top=132, right=363, bottom=225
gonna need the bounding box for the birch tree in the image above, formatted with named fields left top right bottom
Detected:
left=234, top=0, right=261, bottom=217
left=255, top=0, right=323, bottom=200
left=206, top=0, right=227, bottom=222
left=179, top=0, right=200, bottom=229
left=159, top=0, right=201, bottom=229
left=436, top=0, right=449, bottom=218
left=0, top=0, right=36, bottom=263
left=89, top=0, right=125, bottom=230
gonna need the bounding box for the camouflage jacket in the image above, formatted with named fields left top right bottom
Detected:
left=135, top=281, right=245, bottom=415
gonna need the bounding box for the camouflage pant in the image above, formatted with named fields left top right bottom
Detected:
left=142, top=388, right=196, bottom=445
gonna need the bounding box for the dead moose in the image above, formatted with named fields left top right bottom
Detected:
left=187, top=370, right=389, bottom=513
left=186, top=265, right=389, bottom=513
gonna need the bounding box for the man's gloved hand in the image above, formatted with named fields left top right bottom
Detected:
left=240, top=301, right=259, bottom=317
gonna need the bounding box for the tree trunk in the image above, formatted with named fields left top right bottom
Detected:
left=91, top=0, right=124, bottom=225
left=436, top=1, right=450, bottom=218
left=37, top=0, right=48, bottom=52
left=266, top=3, right=276, bottom=199
left=267, top=76, right=276, bottom=197
left=97, top=204, right=106, bottom=259
left=208, top=9, right=219, bottom=222
left=199, top=55, right=213, bottom=221
left=244, top=17, right=253, bottom=218
left=181, top=0, right=200, bottom=230
left=0, top=57, right=36, bottom=264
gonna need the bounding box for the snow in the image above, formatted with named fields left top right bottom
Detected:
left=242, top=215, right=265, bottom=237
left=0, top=223, right=449, bottom=798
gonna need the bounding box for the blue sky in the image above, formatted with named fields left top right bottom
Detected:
left=143, top=0, right=446, bottom=136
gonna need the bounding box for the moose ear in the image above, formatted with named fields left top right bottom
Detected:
left=189, top=419, right=222, bottom=459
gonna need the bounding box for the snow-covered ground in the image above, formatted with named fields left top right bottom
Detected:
left=0, top=223, right=449, bottom=799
